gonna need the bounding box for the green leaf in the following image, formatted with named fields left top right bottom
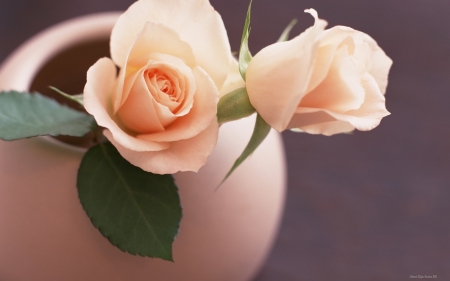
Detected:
left=277, top=18, right=298, bottom=42
left=239, top=0, right=253, bottom=80
left=49, top=86, right=84, bottom=106
left=217, top=87, right=256, bottom=124
left=77, top=142, right=182, bottom=261
left=0, top=91, right=94, bottom=141
left=219, top=114, right=271, bottom=187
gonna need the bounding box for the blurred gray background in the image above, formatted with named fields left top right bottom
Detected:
left=1, top=0, right=449, bottom=280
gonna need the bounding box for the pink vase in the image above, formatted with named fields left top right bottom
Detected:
left=0, top=13, right=286, bottom=281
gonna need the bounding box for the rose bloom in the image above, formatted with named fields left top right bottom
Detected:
left=246, top=9, right=392, bottom=136
left=84, top=0, right=243, bottom=174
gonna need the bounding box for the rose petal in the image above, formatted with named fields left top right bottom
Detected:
left=128, top=53, right=196, bottom=115
left=300, top=45, right=365, bottom=113
left=246, top=9, right=327, bottom=132
left=137, top=66, right=219, bottom=142
left=104, top=119, right=219, bottom=174
left=342, top=73, right=391, bottom=130
left=114, top=22, right=197, bottom=112
left=293, top=73, right=390, bottom=135
left=306, top=26, right=365, bottom=93
left=110, top=0, right=231, bottom=88
left=363, top=34, right=393, bottom=95
left=117, top=70, right=167, bottom=134
left=296, top=119, right=355, bottom=136
left=305, top=43, right=336, bottom=93
left=219, top=57, right=245, bottom=97
left=318, top=26, right=356, bottom=46
left=117, top=53, right=197, bottom=133
left=287, top=109, right=355, bottom=135
left=83, top=58, right=169, bottom=151
left=316, top=26, right=393, bottom=95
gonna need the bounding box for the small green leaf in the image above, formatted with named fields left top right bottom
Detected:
left=0, top=91, right=94, bottom=141
left=49, top=86, right=84, bottom=106
left=239, top=0, right=253, bottom=80
left=217, top=87, right=256, bottom=124
left=219, top=114, right=271, bottom=187
left=77, top=142, right=182, bottom=261
left=277, top=18, right=298, bottom=42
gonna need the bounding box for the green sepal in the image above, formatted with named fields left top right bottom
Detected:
left=77, top=142, right=182, bottom=261
left=217, top=87, right=256, bottom=124
left=0, top=90, right=94, bottom=141
left=49, top=86, right=84, bottom=106
left=218, top=114, right=271, bottom=187
left=277, top=18, right=298, bottom=42
left=239, top=0, right=253, bottom=80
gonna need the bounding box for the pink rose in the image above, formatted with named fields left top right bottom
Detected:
left=246, top=9, right=392, bottom=136
left=84, top=0, right=242, bottom=174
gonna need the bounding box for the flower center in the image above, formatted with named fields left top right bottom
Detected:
left=156, top=76, right=176, bottom=100
left=145, top=69, right=179, bottom=103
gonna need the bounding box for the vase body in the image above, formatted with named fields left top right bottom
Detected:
left=0, top=13, right=286, bottom=281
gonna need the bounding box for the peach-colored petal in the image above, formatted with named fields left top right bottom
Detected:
left=294, top=26, right=391, bottom=135
left=117, top=71, right=166, bottom=134
left=110, top=0, right=231, bottom=88
left=219, top=57, right=245, bottom=97
left=137, top=66, right=219, bottom=142
left=305, top=43, right=336, bottom=93
left=288, top=110, right=338, bottom=129
left=288, top=108, right=355, bottom=135
left=341, top=73, right=391, bottom=130
left=300, top=46, right=365, bottom=113
left=363, top=34, right=393, bottom=95
left=126, top=22, right=196, bottom=68
left=246, top=9, right=327, bottom=132
left=293, top=73, right=390, bottom=135
left=245, top=10, right=391, bottom=136
left=83, top=58, right=169, bottom=151
left=306, top=26, right=364, bottom=95
left=117, top=53, right=198, bottom=134
left=301, top=121, right=355, bottom=136
left=318, top=26, right=356, bottom=46
left=104, top=119, right=219, bottom=174
left=129, top=53, right=196, bottom=115
left=318, top=26, right=393, bottom=95
left=114, top=22, right=197, bottom=112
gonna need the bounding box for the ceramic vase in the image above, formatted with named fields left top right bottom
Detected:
left=0, top=13, right=286, bottom=281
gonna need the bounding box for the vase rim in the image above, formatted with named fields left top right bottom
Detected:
left=0, top=12, right=121, bottom=92
left=0, top=12, right=121, bottom=152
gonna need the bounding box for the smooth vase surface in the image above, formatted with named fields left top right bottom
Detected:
left=0, top=13, right=287, bottom=281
